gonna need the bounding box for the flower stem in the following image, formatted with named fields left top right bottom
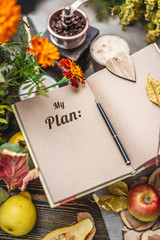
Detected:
left=15, top=76, right=70, bottom=97
left=44, top=76, right=69, bottom=89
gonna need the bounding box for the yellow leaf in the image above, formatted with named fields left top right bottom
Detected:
left=93, top=194, right=128, bottom=213
left=93, top=194, right=111, bottom=211
left=108, top=181, right=129, bottom=196
left=146, top=75, right=160, bottom=107
left=0, top=105, right=12, bottom=112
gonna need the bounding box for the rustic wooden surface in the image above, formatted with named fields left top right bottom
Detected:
left=2, top=10, right=160, bottom=240
left=0, top=115, right=109, bottom=240
left=0, top=179, right=109, bottom=240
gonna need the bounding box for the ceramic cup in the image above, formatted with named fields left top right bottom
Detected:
left=90, top=34, right=130, bottom=71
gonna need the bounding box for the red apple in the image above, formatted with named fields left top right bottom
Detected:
left=127, top=184, right=160, bottom=222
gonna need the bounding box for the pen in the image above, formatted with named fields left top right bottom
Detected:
left=95, top=99, right=131, bottom=165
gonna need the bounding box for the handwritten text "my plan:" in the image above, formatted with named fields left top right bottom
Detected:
left=45, top=110, right=82, bottom=129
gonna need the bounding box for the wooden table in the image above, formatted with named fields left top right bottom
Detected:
left=0, top=124, right=109, bottom=240
left=0, top=13, right=110, bottom=239
left=1, top=9, right=160, bottom=239
left=0, top=179, right=109, bottom=240
left=0, top=88, right=109, bottom=240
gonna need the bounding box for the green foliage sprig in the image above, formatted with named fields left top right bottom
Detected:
left=112, top=0, right=160, bottom=43
left=0, top=21, right=47, bottom=130
left=86, top=0, right=125, bottom=21
left=88, top=0, right=160, bottom=43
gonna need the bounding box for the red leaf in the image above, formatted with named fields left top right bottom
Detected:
left=20, top=168, right=39, bottom=191
left=0, top=149, right=29, bottom=191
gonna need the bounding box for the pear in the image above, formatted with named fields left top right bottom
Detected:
left=0, top=191, right=37, bottom=236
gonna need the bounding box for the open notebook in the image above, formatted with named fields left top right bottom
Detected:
left=12, top=43, right=160, bottom=207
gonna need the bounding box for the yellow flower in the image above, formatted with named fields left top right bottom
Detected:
left=0, top=0, right=21, bottom=44
left=27, top=36, right=60, bottom=68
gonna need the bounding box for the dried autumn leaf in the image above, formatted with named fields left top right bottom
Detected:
left=0, top=149, right=38, bottom=191
left=93, top=194, right=112, bottom=211
left=20, top=168, right=39, bottom=191
left=108, top=181, right=129, bottom=196
left=148, top=168, right=160, bottom=195
left=146, top=75, right=160, bottom=106
left=123, top=229, right=142, bottom=240
left=0, top=149, right=29, bottom=191
left=130, top=176, right=148, bottom=189
left=93, top=193, right=128, bottom=213
left=103, top=196, right=128, bottom=212
left=120, top=209, right=157, bottom=231
left=152, top=219, right=160, bottom=230
left=0, top=143, right=34, bottom=169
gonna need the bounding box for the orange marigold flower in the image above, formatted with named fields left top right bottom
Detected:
left=59, top=58, right=85, bottom=88
left=0, top=0, right=21, bottom=44
left=27, top=36, right=60, bottom=68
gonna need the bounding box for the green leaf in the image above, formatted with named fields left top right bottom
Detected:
left=22, top=84, right=33, bottom=90
left=37, top=87, right=48, bottom=97
left=0, top=187, right=9, bottom=204
left=0, top=109, right=5, bottom=115
left=0, top=143, right=35, bottom=169
left=26, top=32, right=29, bottom=43
left=5, top=106, right=12, bottom=112
left=0, top=65, right=7, bottom=73
left=28, top=86, right=35, bottom=96
left=0, top=105, right=12, bottom=112
left=0, top=72, right=6, bottom=83
left=36, top=32, right=43, bottom=37
left=0, top=118, right=8, bottom=124
left=5, top=41, right=21, bottom=46
left=0, top=89, right=6, bottom=96
left=0, top=138, right=7, bottom=146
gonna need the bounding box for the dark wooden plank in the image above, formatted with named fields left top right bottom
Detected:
left=0, top=15, right=109, bottom=238
left=0, top=179, right=109, bottom=239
